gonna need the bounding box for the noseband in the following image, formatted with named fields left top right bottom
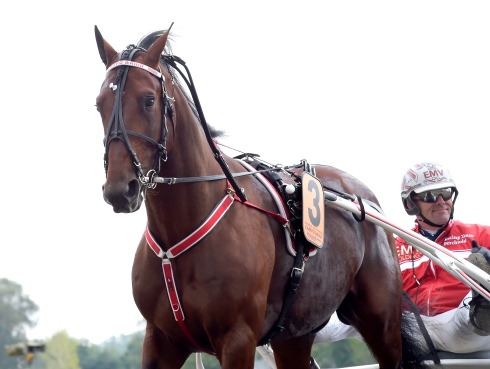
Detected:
left=103, top=45, right=174, bottom=189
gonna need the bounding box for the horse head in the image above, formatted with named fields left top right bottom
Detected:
left=95, top=26, right=174, bottom=213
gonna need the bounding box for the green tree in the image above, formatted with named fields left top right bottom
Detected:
left=77, top=339, right=103, bottom=369
left=0, top=278, right=39, bottom=369
left=82, top=345, right=120, bottom=369
left=78, top=333, right=142, bottom=369
left=120, top=331, right=143, bottom=369
left=40, top=330, right=80, bottom=369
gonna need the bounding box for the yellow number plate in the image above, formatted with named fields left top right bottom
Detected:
left=302, top=172, right=325, bottom=248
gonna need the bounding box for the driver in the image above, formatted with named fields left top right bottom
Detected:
left=314, top=162, right=490, bottom=354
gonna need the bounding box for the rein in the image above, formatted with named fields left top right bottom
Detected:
left=160, top=54, right=247, bottom=202
left=150, top=166, right=283, bottom=184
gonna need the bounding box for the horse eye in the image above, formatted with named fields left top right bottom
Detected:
left=145, top=97, right=155, bottom=109
left=95, top=104, right=100, bottom=112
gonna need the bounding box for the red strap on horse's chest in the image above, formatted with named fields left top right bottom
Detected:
left=162, top=260, right=212, bottom=354
left=146, top=193, right=234, bottom=258
left=145, top=193, right=235, bottom=355
left=233, top=195, right=289, bottom=225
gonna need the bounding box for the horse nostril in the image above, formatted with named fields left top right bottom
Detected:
left=126, top=179, right=141, bottom=200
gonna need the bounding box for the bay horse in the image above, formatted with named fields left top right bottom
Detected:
left=94, top=25, right=431, bottom=369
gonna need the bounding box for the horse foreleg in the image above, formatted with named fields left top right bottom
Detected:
left=141, top=324, right=190, bottom=369
left=212, top=327, right=257, bottom=369
left=270, top=335, right=314, bottom=369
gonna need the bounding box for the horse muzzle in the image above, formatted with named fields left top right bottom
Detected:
left=102, top=178, right=143, bottom=213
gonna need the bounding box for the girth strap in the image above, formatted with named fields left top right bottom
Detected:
left=258, top=236, right=309, bottom=346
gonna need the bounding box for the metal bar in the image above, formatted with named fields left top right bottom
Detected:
left=323, top=190, right=490, bottom=300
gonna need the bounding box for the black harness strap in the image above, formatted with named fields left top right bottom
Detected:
left=258, top=239, right=308, bottom=346
left=103, top=45, right=171, bottom=183
left=162, top=55, right=247, bottom=202
left=104, top=47, right=146, bottom=179
left=403, top=292, right=441, bottom=365
left=352, top=196, right=366, bottom=222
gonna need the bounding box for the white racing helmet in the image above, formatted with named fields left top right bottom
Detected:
left=401, top=162, right=458, bottom=216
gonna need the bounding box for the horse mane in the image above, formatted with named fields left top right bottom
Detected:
left=136, top=30, right=224, bottom=139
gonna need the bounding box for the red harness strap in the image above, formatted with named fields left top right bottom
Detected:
left=233, top=194, right=289, bottom=226
left=145, top=183, right=290, bottom=354
left=145, top=193, right=235, bottom=258
left=145, top=193, right=234, bottom=355
left=162, top=260, right=208, bottom=353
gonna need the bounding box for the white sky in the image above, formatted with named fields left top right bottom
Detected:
left=1, top=1, right=489, bottom=345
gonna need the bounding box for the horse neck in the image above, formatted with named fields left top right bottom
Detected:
left=144, top=91, right=229, bottom=248
left=165, top=87, right=220, bottom=177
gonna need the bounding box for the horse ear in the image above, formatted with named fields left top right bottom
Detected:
left=146, top=23, right=174, bottom=68
left=94, top=25, right=118, bottom=67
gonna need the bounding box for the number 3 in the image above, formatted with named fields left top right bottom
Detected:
left=307, top=180, right=321, bottom=227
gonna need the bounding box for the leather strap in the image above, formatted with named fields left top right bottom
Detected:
left=402, top=292, right=441, bottom=364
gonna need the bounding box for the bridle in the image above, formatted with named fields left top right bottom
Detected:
left=103, top=45, right=174, bottom=189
